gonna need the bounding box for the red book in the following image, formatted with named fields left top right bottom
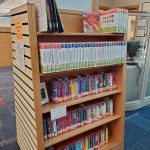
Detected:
left=62, top=79, right=66, bottom=101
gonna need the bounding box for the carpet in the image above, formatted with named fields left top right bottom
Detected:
left=125, top=105, right=150, bottom=150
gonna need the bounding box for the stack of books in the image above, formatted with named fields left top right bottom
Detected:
left=100, top=9, right=128, bottom=33
left=83, top=8, right=128, bottom=33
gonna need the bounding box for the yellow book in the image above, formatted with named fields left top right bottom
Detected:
left=106, top=127, right=109, bottom=143
left=86, top=137, right=88, bottom=150
left=71, top=80, right=74, bottom=98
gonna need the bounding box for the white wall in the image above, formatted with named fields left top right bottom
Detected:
left=0, top=16, right=11, bottom=27
left=140, top=0, right=150, bottom=11
left=56, top=0, right=93, bottom=11
left=56, top=0, right=113, bottom=11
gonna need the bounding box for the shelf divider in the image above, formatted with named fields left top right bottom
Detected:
left=37, top=32, right=125, bottom=37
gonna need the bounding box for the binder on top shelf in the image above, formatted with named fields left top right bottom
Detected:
left=46, top=0, right=52, bottom=32
left=54, top=0, right=64, bottom=32
left=49, top=0, right=57, bottom=32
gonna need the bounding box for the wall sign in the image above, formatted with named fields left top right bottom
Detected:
left=51, top=106, right=67, bottom=121
left=15, top=17, right=25, bottom=69
left=15, top=18, right=23, bottom=41
left=15, top=41, right=25, bottom=70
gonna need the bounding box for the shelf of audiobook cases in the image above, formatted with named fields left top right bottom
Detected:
left=38, top=41, right=126, bottom=74
left=42, top=89, right=121, bottom=114
left=44, top=115, right=121, bottom=148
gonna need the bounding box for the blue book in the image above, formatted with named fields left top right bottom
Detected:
left=79, top=140, right=82, bottom=150
left=53, top=0, right=64, bottom=32
left=58, top=78, right=63, bottom=97
left=46, top=117, right=51, bottom=138
left=95, top=75, right=99, bottom=91
left=48, top=0, right=56, bottom=32
left=65, top=78, right=69, bottom=97
left=50, top=81, right=58, bottom=101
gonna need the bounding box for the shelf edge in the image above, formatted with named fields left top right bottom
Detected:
left=37, top=32, right=125, bottom=37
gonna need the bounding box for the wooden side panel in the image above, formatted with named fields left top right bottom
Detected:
left=59, top=9, right=83, bottom=33
left=0, top=27, right=11, bottom=32
left=111, top=64, right=126, bottom=150
left=0, top=27, right=12, bottom=67
left=11, top=4, right=44, bottom=150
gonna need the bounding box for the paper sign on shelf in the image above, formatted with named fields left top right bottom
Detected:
left=15, top=41, right=25, bottom=70
left=15, top=18, right=23, bottom=41
left=138, top=18, right=147, bottom=27
left=50, top=105, right=67, bottom=121
left=15, top=17, right=25, bottom=70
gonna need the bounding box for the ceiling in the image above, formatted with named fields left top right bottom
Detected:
left=0, top=0, right=27, bottom=15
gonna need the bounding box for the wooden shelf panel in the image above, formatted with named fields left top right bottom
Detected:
left=98, top=139, right=120, bottom=150
left=42, top=89, right=121, bottom=114
left=37, top=32, right=125, bottom=37
left=0, top=27, right=11, bottom=33
left=40, top=64, right=124, bottom=79
left=44, top=115, right=120, bottom=148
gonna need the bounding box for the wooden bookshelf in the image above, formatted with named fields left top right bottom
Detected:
left=11, top=4, right=125, bottom=150
left=0, top=27, right=12, bottom=67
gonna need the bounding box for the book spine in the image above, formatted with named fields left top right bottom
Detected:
left=39, top=41, right=126, bottom=73
left=53, top=0, right=64, bottom=32
left=46, top=0, right=52, bottom=31
left=43, top=119, right=48, bottom=140
left=49, top=0, right=55, bottom=32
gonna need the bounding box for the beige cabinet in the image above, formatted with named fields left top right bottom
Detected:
left=0, top=27, right=12, bottom=67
